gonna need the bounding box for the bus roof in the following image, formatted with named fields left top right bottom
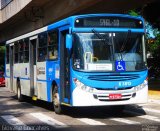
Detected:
left=6, top=13, right=143, bottom=44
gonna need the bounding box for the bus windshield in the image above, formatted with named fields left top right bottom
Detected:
left=72, top=32, right=146, bottom=72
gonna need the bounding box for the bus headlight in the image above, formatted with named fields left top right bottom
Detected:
left=73, top=78, right=94, bottom=93
left=134, top=80, right=148, bottom=91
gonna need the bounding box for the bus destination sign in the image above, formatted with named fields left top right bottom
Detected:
left=75, top=16, right=143, bottom=28
left=99, top=19, right=120, bottom=27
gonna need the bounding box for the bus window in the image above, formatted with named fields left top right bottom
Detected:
left=48, top=31, right=58, bottom=60
left=24, top=38, right=29, bottom=63
left=38, top=32, right=47, bottom=62
left=6, top=45, right=9, bottom=64
left=18, top=40, right=24, bottom=63
left=14, top=41, right=19, bottom=63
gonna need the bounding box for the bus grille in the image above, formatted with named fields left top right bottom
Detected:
left=88, top=74, right=140, bottom=81
left=95, top=94, right=132, bottom=102
left=99, top=98, right=130, bottom=101
left=95, top=87, right=133, bottom=90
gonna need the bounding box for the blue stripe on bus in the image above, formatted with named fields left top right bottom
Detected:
left=19, top=77, right=30, bottom=80
left=71, top=69, right=147, bottom=90
left=5, top=76, right=10, bottom=78
left=13, top=77, right=30, bottom=80
left=71, top=14, right=144, bottom=20
left=37, top=79, right=47, bottom=82
left=47, top=81, right=52, bottom=102
left=72, top=28, right=145, bottom=33
left=46, top=61, right=53, bottom=102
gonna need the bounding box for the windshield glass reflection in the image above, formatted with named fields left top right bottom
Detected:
left=72, top=33, right=146, bottom=72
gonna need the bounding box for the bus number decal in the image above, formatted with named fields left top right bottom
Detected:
left=119, top=82, right=131, bottom=87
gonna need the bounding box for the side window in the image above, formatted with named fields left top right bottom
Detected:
left=48, top=30, right=58, bottom=60
left=24, top=38, right=29, bottom=63
left=6, top=45, right=9, bottom=64
left=14, top=42, right=19, bottom=63
left=18, top=40, right=24, bottom=63
left=38, top=32, right=47, bottom=62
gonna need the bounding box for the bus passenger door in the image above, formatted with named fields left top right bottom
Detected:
left=29, top=36, right=38, bottom=97
left=59, top=27, right=71, bottom=104
left=9, top=45, right=14, bottom=91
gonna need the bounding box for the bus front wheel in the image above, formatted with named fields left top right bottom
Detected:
left=52, top=86, right=62, bottom=114
left=17, top=81, right=24, bottom=102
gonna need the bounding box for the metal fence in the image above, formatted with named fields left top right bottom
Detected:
left=0, top=0, right=13, bottom=9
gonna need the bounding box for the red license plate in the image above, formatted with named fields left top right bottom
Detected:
left=109, top=94, right=122, bottom=99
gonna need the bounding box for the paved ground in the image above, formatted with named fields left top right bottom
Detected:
left=0, top=86, right=160, bottom=131
left=148, top=79, right=160, bottom=100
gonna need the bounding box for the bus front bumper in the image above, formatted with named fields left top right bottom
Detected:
left=72, top=84, right=148, bottom=107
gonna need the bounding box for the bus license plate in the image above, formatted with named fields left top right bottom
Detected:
left=109, top=94, right=122, bottom=99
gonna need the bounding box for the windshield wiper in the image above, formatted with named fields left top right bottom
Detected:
left=118, top=30, right=132, bottom=61
left=120, top=30, right=131, bottom=52
left=92, top=29, right=112, bottom=46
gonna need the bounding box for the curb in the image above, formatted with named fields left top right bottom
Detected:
left=148, top=90, right=160, bottom=100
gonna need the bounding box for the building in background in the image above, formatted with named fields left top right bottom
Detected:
left=0, top=0, right=156, bottom=43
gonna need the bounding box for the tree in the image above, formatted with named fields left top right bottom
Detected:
left=0, top=46, right=5, bottom=71
left=128, top=9, right=160, bottom=78
left=142, top=1, right=160, bottom=30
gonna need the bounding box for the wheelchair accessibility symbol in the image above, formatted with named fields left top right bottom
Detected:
left=116, top=61, right=126, bottom=71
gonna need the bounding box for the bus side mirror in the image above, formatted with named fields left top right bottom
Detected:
left=66, top=34, right=72, bottom=50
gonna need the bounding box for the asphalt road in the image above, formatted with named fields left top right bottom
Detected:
left=0, top=87, right=160, bottom=131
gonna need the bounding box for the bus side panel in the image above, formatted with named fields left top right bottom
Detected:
left=20, top=63, right=30, bottom=96
left=37, top=62, right=47, bottom=101
left=13, top=63, right=21, bottom=93
left=46, top=61, right=60, bottom=102
left=5, top=64, right=10, bottom=89
left=20, top=80, right=30, bottom=96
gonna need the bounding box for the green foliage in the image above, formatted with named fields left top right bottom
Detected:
left=0, top=46, right=5, bottom=71
left=148, top=34, right=160, bottom=55
left=128, top=10, right=139, bottom=16
left=147, top=33, right=160, bottom=78
left=0, top=46, right=5, bottom=53
left=128, top=10, right=160, bottom=56
left=128, top=10, right=160, bottom=78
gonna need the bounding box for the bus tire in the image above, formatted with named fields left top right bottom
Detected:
left=52, top=86, right=62, bottom=114
left=17, top=81, right=24, bottom=102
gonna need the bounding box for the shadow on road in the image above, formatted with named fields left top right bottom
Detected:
left=0, top=87, right=147, bottom=119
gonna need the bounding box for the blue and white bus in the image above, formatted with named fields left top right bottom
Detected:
left=5, top=14, right=148, bottom=114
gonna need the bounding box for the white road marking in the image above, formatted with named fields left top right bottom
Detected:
left=138, top=115, right=160, bottom=122
left=148, top=99, right=160, bottom=104
left=1, top=115, right=29, bottom=130
left=110, top=118, right=140, bottom=124
left=143, top=108, right=160, bottom=114
left=124, top=110, right=160, bottom=123
left=1, top=115, right=25, bottom=125
left=30, top=113, right=67, bottom=128
left=77, top=118, right=106, bottom=125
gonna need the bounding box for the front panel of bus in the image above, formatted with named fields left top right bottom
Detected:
left=69, top=15, right=148, bottom=106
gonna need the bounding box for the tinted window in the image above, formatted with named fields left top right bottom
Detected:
left=14, top=42, right=19, bottom=63
left=38, top=32, right=47, bottom=62
left=18, top=40, right=24, bottom=63
left=48, top=31, right=58, bottom=60
left=24, top=38, right=29, bottom=63
left=6, top=45, right=9, bottom=64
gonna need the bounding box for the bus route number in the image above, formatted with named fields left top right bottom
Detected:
left=100, top=19, right=119, bottom=27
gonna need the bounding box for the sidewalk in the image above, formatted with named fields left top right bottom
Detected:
left=148, top=79, right=160, bottom=100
